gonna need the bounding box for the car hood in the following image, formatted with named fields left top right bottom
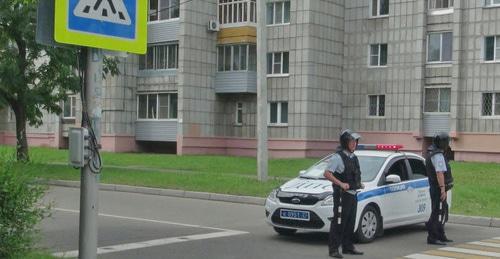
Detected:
left=280, top=178, right=333, bottom=194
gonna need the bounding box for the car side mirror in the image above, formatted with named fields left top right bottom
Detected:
left=299, top=170, right=307, bottom=176
left=386, top=174, right=401, bottom=184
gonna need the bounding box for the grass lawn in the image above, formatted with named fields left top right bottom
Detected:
left=1, top=145, right=499, bottom=218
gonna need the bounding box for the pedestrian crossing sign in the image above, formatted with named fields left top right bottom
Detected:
left=54, top=0, right=147, bottom=54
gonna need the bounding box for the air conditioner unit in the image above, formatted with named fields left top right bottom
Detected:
left=208, top=20, right=220, bottom=32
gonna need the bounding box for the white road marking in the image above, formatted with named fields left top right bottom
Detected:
left=469, top=241, right=500, bottom=248
left=53, top=207, right=231, bottom=231
left=494, top=237, right=500, bottom=240
left=53, top=230, right=248, bottom=258
left=51, top=208, right=249, bottom=257
left=404, top=254, right=454, bottom=259
left=439, top=247, right=500, bottom=257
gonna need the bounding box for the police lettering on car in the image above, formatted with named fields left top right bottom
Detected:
left=323, top=129, right=364, bottom=258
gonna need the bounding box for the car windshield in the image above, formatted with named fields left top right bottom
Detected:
left=300, top=155, right=386, bottom=182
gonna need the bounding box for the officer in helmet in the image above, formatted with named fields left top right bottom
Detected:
left=324, top=129, right=364, bottom=258
left=426, top=132, right=454, bottom=245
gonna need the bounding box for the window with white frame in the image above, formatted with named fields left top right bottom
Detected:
left=269, top=102, right=288, bottom=125
left=137, top=93, right=178, bottom=120
left=369, top=44, right=388, bottom=66
left=235, top=102, right=243, bottom=125
left=368, top=95, right=385, bottom=117
left=217, top=44, right=257, bottom=72
left=429, top=0, right=453, bottom=9
left=7, top=106, right=14, bottom=122
left=218, top=0, right=257, bottom=25
left=267, top=1, right=290, bottom=25
left=427, top=32, right=452, bottom=63
left=371, top=0, right=389, bottom=17
left=484, top=36, right=500, bottom=61
left=149, top=0, right=179, bottom=22
left=267, top=52, right=289, bottom=75
left=139, top=43, right=178, bottom=70
left=63, top=96, right=77, bottom=118
left=485, top=0, right=500, bottom=7
left=482, top=93, right=500, bottom=116
left=425, top=88, right=451, bottom=112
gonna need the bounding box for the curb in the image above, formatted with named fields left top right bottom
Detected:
left=43, top=180, right=499, bottom=228
left=43, top=180, right=266, bottom=206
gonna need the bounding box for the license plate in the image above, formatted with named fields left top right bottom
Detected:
left=280, top=209, right=310, bottom=221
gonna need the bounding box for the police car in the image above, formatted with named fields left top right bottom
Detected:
left=265, top=144, right=452, bottom=243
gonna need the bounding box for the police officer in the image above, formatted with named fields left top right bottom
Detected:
left=425, top=132, right=454, bottom=245
left=324, top=129, right=364, bottom=258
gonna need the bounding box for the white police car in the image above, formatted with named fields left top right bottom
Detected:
left=265, top=144, right=452, bottom=243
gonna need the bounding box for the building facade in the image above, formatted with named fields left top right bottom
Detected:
left=1, top=0, right=500, bottom=162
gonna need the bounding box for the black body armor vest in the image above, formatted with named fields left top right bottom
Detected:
left=334, top=151, right=362, bottom=190
left=426, top=144, right=454, bottom=191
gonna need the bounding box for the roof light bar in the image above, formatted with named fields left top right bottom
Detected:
left=357, top=144, right=404, bottom=151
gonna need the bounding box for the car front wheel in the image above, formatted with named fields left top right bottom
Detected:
left=356, top=205, right=380, bottom=243
left=273, top=227, right=297, bottom=236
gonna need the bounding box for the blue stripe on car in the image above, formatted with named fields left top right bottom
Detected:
left=357, top=179, right=429, bottom=202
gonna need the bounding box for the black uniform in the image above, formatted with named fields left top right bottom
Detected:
left=425, top=144, right=453, bottom=243
left=328, top=150, right=362, bottom=254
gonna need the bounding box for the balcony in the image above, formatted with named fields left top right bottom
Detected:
left=423, top=114, right=450, bottom=137
left=215, top=71, right=257, bottom=93
left=148, top=0, right=180, bottom=43
left=136, top=120, right=178, bottom=142
left=218, top=0, right=257, bottom=28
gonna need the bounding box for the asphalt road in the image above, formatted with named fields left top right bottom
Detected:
left=40, top=186, right=500, bottom=259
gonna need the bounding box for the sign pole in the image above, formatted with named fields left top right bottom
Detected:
left=79, top=48, right=103, bottom=259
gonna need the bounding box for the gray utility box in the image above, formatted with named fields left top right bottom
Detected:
left=69, top=127, right=89, bottom=168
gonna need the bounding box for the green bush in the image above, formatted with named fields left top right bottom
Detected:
left=0, top=161, right=50, bottom=258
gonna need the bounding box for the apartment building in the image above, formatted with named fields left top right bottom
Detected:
left=1, top=0, right=499, bottom=162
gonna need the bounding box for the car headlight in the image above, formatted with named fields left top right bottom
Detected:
left=267, top=189, right=278, bottom=202
left=321, top=195, right=334, bottom=207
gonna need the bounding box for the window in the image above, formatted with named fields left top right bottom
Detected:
left=485, top=0, right=500, bottom=7
left=385, top=159, right=409, bottom=184
left=425, top=88, right=451, bottom=113
left=371, top=0, right=389, bottom=17
left=219, top=0, right=257, bottom=25
left=267, top=1, right=290, bottom=25
left=139, top=43, right=178, bottom=70
left=427, top=32, right=452, bottom=63
left=368, top=95, right=385, bottom=117
left=149, top=0, right=179, bottom=22
left=7, top=106, right=14, bottom=122
left=267, top=52, right=289, bottom=75
left=409, top=159, right=427, bottom=179
left=369, top=44, right=388, bottom=66
left=269, top=102, right=288, bottom=125
left=137, top=93, right=178, bottom=120
left=482, top=93, right=500, bottom=116
left=235, top=102, right=243, bottom=125
left=484, top=36, right=500, bottom=61
left=429, top=0, right=453, bottom=9
left=63, top=96, right=77, bottom=118
left=217, top=44, right=256, bottom=72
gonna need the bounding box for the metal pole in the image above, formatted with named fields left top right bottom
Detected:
left=79, top=48, right=103, bottom=259
left=257, top=0, right=268, bottom=182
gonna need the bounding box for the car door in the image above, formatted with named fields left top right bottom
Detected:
left=378, top=157, right=413, bottom=226
left=407, top=157, right=431, bottom=222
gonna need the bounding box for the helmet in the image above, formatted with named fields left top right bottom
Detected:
left=433, top=132, right=450, bottom=151
left=339, top=129, right=361, bottom=150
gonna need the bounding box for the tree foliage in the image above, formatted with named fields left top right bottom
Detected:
left=0, top=0, right=118, bottom=161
